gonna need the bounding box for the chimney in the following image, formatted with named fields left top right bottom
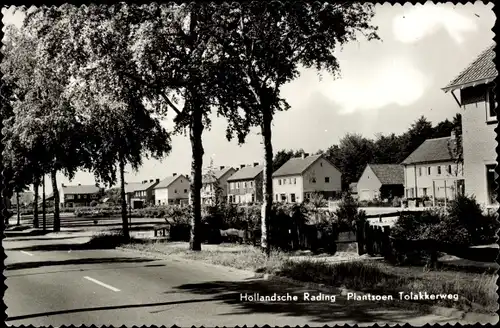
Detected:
left=240, top=164, right=246, bottom=169
left=253, top=162, right=259, bottom=167
left=173, top=173, right=177, bottom=176
left=78, top=183, right=81, bottom=186
left=61, top=183, right=65, bottom=187
left=220, top=166, right=225, bottom=170
left=301, top=153, right=309, bottom=159
left=156, top=178, right=160, bottom=183
left=149, top=179, right=153, bottom=183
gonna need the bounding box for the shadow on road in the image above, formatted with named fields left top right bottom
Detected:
left=5, top=257, right=156, bottom=271
left=6, top=236, right=85, bottom=242
left=5, top=298, right=214, bottom=322
left=171, top=279, right=434, bottom=324
left=6, top=238, right=150, bottom=252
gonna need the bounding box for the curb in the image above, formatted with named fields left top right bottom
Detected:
left=116, top=246, right=261, bottom=279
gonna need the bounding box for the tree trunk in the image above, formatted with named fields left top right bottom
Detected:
left=261, top=108, right=273, bottom=257
left=51, top=170, right=60, bottom=232
left=33, top=178, right=39, bottom=228
left=16, top=191, right=20, bottom=226
left=189, top=102, right=204, bottom=251
left=119, top=157, right=130, bottom=239
left=42, top=175, right=46, bottom=231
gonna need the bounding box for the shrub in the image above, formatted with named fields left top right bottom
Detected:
left=392, top=196, right=401, bottom=207
left=90, top=200, right=98, bottom=207
left=335, top=192, right=364, bottom=232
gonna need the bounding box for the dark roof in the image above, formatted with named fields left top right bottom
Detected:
left=227, top=165, right=263, bottom=182
left=155, top=175, right=186, bottom=189
left=124, top=181, right=158, bottom=193
left=368, top=164, right=404, bottom=185
left=62, top=184, right=101, bottom=195
left=443, top=44, right=497, bottom=92
left=273, top=155, right=327, bottom=177
left=401, top=136, right=461, bottom=165
left=202, top=167, right=235, bottom=183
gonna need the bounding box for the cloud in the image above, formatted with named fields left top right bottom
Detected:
left=285, top=57, right=428, bottom=115
left=393, top=5, right=477, bottom=44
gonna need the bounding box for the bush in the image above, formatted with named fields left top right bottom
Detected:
left=90, top=200, right=98, bottom=207
left=335, top=192, right=364, bottom=232
left=392, top=196, right=401, bottom=207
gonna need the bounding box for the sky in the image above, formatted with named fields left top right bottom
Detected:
left=1, top=2, right=496, bottom=193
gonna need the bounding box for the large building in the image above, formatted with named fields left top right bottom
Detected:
left=227, top=163, right=264, bottom=204
left=59, top=184, right=103, bottom=208
left=442, top=44, right=497, bottom=206
left=272, top=154, right=342, bottom=203
left=401, top=133, right=464, bottom=203
left=154, top=174, right=190, bottom=205
left=356, top=164, right=404, bottom=201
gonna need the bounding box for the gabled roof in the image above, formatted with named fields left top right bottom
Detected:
left=273, top=155, right=334, bottom=177
left=401, top=136, right=461, bottom=165
left=442, top=44, right=497, bottom=93
left=155, top=175, right=186, bottom=189
left=227, top=165, right=264, bottom=182
left=367, top=164, right=404, bottom=185
left=202, top=167, right=235, bottom=183
left=124, top=180, right=158, bottom=193
left=62, top=184, right=101, bottom=195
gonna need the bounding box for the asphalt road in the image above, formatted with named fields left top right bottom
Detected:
left=3, top=232, right=483, bottom=326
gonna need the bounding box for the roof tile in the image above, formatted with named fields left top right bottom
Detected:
left=227, top=165, right=264, bottom=181
left=368, top=164, right=404, bottom=185
left=401, top=136, right=461, bottom=165
left=272, top=155, right=322, bottom=177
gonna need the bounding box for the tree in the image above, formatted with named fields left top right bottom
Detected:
left=214, top=1, right=379, bottom=255
left=205, top=159, right=224, bottom=207
left=21, top=5, right=173, bottom=238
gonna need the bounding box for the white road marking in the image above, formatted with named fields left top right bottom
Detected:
left=84, top=276, right=121, bottom=292
left=20, top=251, right=34, bottom=256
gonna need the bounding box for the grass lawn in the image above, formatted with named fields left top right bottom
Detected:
left=120, top=239, right=497, bottom=315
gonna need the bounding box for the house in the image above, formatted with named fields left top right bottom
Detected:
left=356, top=164, right=404, bottom=201
left=227, top=163, right=264, bottom=204
left=200, top=166, right=236, bottom=205
left=401, top=132, right=464, bottom=204
left=154, top=174, right=190, bottom=205
left=124, top=178, right=160, bottom=209
left=59, top=184, right=104, bottom=208
left=442, top=44, right=498, bottom=206
left=272, top=153, right=342, bottom=203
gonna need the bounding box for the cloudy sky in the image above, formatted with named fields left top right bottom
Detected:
left=1, top=2, right=495, bottom=191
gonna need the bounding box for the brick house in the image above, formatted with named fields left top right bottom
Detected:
left=227, top=163, right=264, bottom=204
left=200, top=166, right=236, bottom=205
left=154, top=174, right=190, bottom=205
left=124, top=178, right=160, bottom=208
left=442, top=44, right=498, bottom=206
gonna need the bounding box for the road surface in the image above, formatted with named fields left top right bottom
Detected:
left=3, top=232, right=480, bottom=326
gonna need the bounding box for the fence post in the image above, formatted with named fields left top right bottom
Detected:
left=365, top=221, right=373, bottom=255
left=356, top=220, right=365, bottom=256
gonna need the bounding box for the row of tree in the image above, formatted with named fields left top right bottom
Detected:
left=1, top=3, right=379, bottom=254
left=273, top=114, right=462, bottom=189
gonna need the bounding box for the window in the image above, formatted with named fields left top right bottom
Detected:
left=418, top=167, right=422, bottom=176
left=281, top=194, right=287, bottom=202
left=250, top=181, right=253, bottom=187
left=486, top=164, right=498, bottom=205
left=276, top=194, right=279, bottom=201
left=325, top=177, right=330, bottom=183
left=283, top=179, right=287, bottom=185
left=290, top=193, right=296, bottom=203
left=311, top=178, right=316, bottom=183
left=427, top=167, right=431, bottom=175
left=184, top=189, right=187, bottom=193
left=293, top=178, right=296, bottom=184
left=278, top=179, right=282, bottom=185
left=251, top=194, right=255, bottom=203
left=448, top=165, right=452, bottom=174
left=423, top=188, right=428, bottom=196
left=237, top=182, right=240, bottom=188
left=437, top=166, right=441, bottom=175
left=174, top=189, right=178, bottom=193
left=243, top=182, right=247, bottom=188
left=487, top=87, right=497, bottom=120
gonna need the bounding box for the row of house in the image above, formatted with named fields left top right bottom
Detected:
left=355, top=44, right=497, bottom=207
left=57, top=153, right=343, bottom=208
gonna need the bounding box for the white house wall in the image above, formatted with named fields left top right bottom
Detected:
left=302, top=157, right=342, bottom=194
left=404, top=162, right=463, bottom=199
left=273, top=175, right=303, bottom=202
left=356, top=166, right=382, bottom=201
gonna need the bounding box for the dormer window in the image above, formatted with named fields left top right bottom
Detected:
left=487, top=86, right=497, bottom=122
